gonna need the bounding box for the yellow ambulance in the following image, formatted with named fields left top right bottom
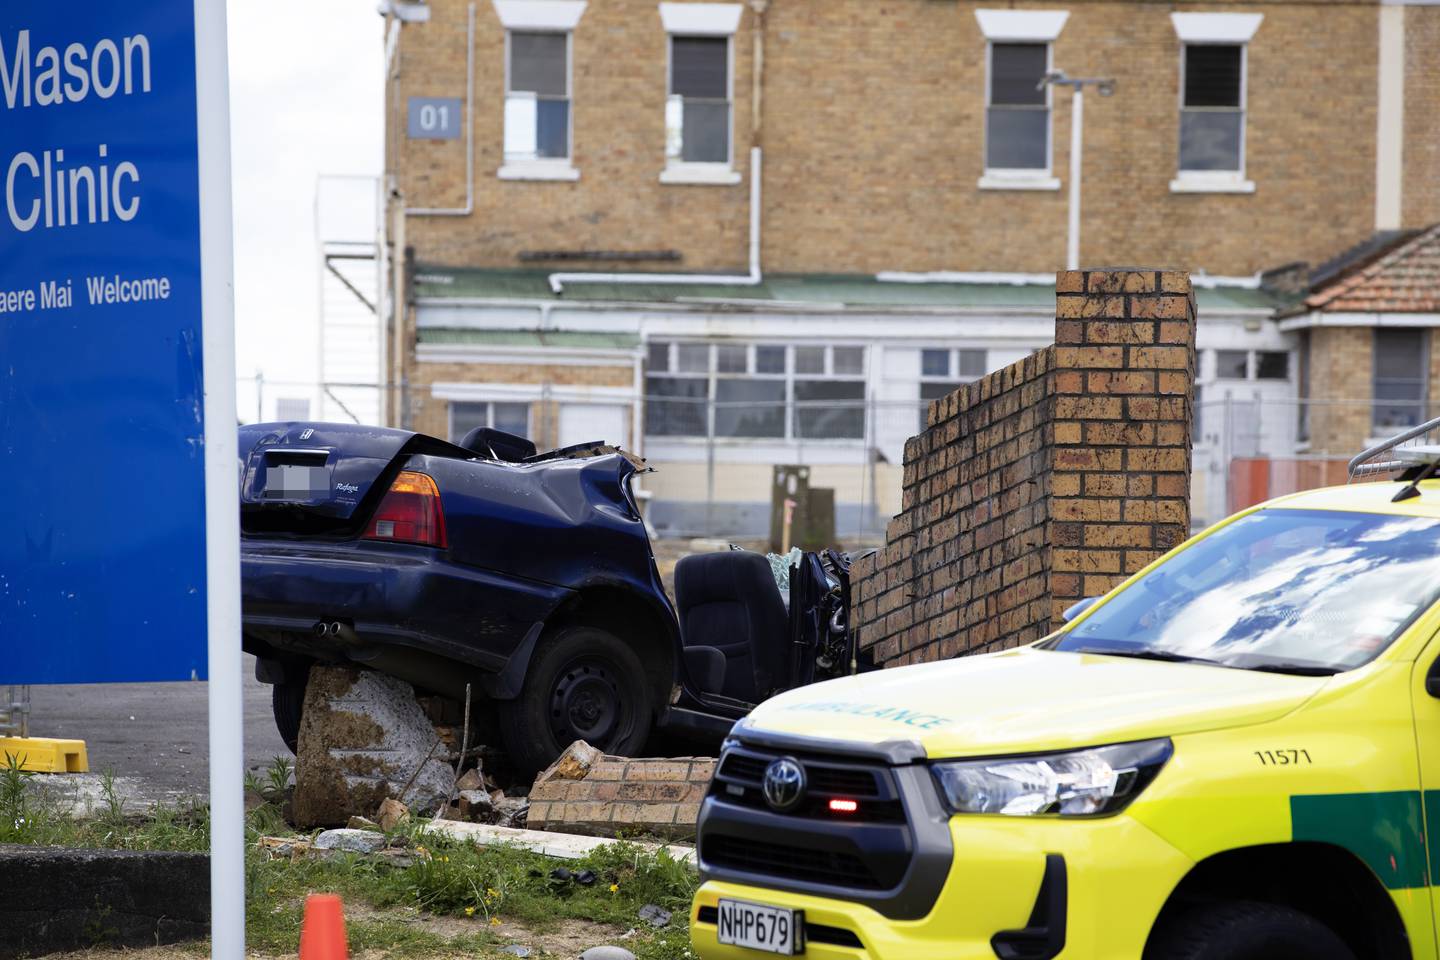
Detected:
left=691, top=450, right=1440, bottom=959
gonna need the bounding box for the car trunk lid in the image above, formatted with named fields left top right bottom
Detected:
left=239, top=422, right=461, bottom=534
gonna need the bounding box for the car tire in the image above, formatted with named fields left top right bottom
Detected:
left=1146, top=901, right=1356, bottom=960
left=271, top=675, right=308, bottom=755
left=498, top=625, right=654, bottom=775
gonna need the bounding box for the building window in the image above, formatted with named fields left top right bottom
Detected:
left=450, top=401, right=531, bottom=442
left=1215, top=350, right=1249, bottom=380
left=1373, top=329, right=1427, bottom=432
left=918, top=349, right=987, bottom=428
left=645, top=342, right=867, bottom=440
left=1180, top=44, right=1244, bottom=174
left=505, top=32, right=570, bottom=161
left=1255, top=351, right=1288, bottom=380
left=1296, top=334, right=1310, bottom=444
left=667, top=36, right=731, bottom=166
left=1213, top=349, right=1289, bottom=381
left=1169, top=13, right=1261, bottom=193
left=986, top=43, right=1050, bottom=173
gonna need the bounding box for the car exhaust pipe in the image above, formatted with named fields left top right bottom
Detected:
left=312, top=621, right=330, bottom=638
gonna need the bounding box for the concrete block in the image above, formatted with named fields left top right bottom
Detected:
left=291, top=666, right=454, bottom=828
left=0, top=844, right=208, bottom=957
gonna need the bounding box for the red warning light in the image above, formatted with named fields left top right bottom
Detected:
left=828, top=798, right=859, bottom=813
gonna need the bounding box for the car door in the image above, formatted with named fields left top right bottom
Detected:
left=1409, top=627, right=1440, bottom=957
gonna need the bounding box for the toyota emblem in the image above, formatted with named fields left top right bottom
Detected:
left=762, top=757, right=807, bottom=812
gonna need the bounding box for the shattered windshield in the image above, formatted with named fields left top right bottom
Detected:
left=1046, top=509, right=1440, bottom=673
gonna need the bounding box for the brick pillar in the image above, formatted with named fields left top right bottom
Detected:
left=1047, top=269, right=1197, bottom=628
left=850, top=269, right=1198, bottom=666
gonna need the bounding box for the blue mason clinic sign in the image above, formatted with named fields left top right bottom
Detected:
left=0, top=4, right=210, bottom=682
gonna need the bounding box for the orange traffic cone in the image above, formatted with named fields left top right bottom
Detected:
left=299, top=893, right=348, bottom=960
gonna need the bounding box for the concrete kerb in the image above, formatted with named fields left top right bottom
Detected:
left=421, top=819, right=697, bottom=867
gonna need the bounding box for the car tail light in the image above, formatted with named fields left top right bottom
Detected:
left=363, top=471, right=447, bottom=547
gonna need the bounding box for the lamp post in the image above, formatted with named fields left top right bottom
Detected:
left=1039, top=71, right=1116, bottom=270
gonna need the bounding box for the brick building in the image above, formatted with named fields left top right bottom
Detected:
left=377, top=0, right=1440, bottom=535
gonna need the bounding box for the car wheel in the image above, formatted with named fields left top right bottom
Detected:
left=1146, top=901, right=1355, bottom=960
left=498, top=625, right=654, bottom=775
left=271, top=675, right=308, bottom=755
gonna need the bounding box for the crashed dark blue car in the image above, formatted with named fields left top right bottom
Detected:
left=239, top=422, right=855, bottom=772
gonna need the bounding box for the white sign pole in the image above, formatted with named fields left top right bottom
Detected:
left=194, top=1, right=246, bottom=956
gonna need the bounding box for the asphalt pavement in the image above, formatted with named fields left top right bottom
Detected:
left=25, top=653, right=291, bottom=804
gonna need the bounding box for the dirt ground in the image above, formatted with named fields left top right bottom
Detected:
left=38, top=914, right=638, bottom=959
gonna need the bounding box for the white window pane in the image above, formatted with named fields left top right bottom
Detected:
left=921, top=349, right=950, bottom=378
left=795, top=381, right=865, bottom=439
left=493, top=402, right=530, bottom=437
left=756, top=346, right=785, bottom=374
left=987, top=107, right=1048, bottom=169
left=957, top=350, right=988, bottom=378
left=677, top=343, right=709, bottom=373
left=1179, top=110, right=1242, bottom=172
left=450, top=402, right=490, bottom=443
left=920, top=381, right=961, bottom=401
left=833, top=346, right=864, bottom=376
left=647, top=342, right=670, bottom=372
left=681, top=101, right=729, bottom=163
left=665, top=95, right=684, bottom=159
left=510, top=32, right=567, bottom=96
left=1216, top=350, right=1248, bottom=379
left=795, top=347, right=825, bottom=375
left=716, top=344, right=746, bottom=373
left=504, top=93, right=538, bottom=155
left=715, top=380, right=785, bottom=438
left=646, top=377, right=707, bottom=436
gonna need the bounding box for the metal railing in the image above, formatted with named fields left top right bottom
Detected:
left=0, top=686, right=30, bottom=739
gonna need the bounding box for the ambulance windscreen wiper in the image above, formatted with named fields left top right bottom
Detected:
left=1241, top=661, right=1342, bottom=676
left=1072, top=646, right=1229, bottom=668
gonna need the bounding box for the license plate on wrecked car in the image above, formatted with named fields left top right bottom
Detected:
left=716, top=899, right=804, bottom=955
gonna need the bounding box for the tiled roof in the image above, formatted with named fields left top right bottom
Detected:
left=1306, top=223, right=1440, bottom=313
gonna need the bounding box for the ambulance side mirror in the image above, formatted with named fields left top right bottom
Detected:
left=1062, top=596, right=1101, bottom=623
left=1426, top=657, right=1440, bottom=699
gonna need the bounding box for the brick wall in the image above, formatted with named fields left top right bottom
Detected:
left=526, top=755, right=715, bottom=841
left=851, top=269, right=1196, bottom=667
left=1405, top=6, right=1440, bottom=228
left=391, top=0, right=1395, bottom=279
left=1302, top=327, right=1374, bottom=457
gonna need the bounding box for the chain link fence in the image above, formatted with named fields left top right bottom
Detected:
left=240, top=379, right=1411, bottom=544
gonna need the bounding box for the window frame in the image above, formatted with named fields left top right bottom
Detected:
left=448, top=399, right=532, bottom=444
left=1372, top=328, right=1430, bottom=434
left=917, top=348, right=988, bottom=428
left=499, top=28, right=580, bottom=181
left=1176, top=42, right=1246, bottom=176
left=661, top=33, right=739, bottom=185
left=644, top=341, right=869, bottom=442
left=1167, top=10, right=1264, bottom=194
left=983, top=40, right=1055, bottom=182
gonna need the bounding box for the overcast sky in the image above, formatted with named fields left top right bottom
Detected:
left=227, top=2, right=382, bottom=414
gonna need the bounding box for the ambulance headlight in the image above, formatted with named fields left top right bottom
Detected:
left=931, top=738, right=1172, bottom=816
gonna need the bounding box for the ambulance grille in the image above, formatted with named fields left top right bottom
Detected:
left=702, top=834, right=885, bottom=889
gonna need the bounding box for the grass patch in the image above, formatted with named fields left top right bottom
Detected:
left=248, top=831, right=700, bottom=957
left=5, top=761, right=701, bottom=958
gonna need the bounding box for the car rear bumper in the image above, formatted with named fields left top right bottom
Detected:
left=241, top=539, right=572, bottom=676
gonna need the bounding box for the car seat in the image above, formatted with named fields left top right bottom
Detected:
left=674, top=550, right=790, bottom=702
